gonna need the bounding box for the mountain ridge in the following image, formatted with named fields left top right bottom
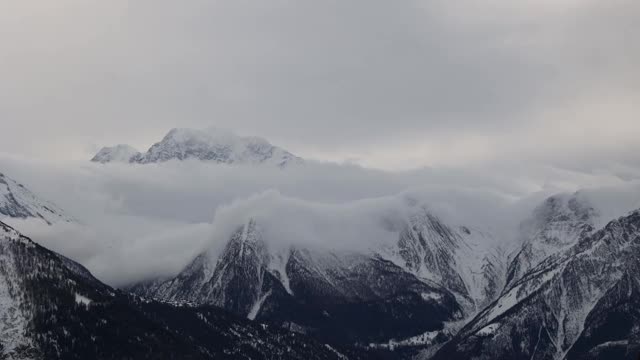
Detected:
left=131, top=192, right=640, bottom=358
left=0, top=172, right=71, bottom=225
left=432, top=209, right=640, bottom=360
left=92, top=127, right=303, bottom=167
left=131, top=202, right=508, bottom=349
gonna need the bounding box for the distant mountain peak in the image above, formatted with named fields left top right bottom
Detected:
left=91, top=144, right=141, bottom=163
left=91, top=127, right=303, bottom=167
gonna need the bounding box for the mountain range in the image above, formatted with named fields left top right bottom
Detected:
left=0, top=219, right=373, bottom=359
left=2, top=139, right=640, bottom=359
left=132, top=191, right=640, bottom=359
left=434, top=206, right=640, bottom=360
left=92, top=128, right=303, bottom=167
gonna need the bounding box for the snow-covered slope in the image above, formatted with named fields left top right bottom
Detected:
left=0, top=220, right=367, bottom=360
left=142, top=219, right=273, bottom=312
left=433, top=209, right=640, bottom=360
left=0, top=222, right=33, bottom=357
left=132, top=203, right=508, bottom=347
left=90, top=144, right=141, bottom=163
left=0, top=172, right=71, bottom=225
left=505, top=192, right=598, bottom=289
left=380, top=207, right=508, bottom=313
left=93, top=128, right=303, bottom=167
left=132, top=190, right=640, bottom=357
left=134, top=218, right=465, bottom=344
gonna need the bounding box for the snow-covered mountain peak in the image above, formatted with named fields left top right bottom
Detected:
left=141, top=127, right=301, bottom=166
left=90, top=144, right=142, bottom=163
left=92, top=127, right=303, bottom=167
left=505, top=192, right=599, bottom=288
left=523, top=192, right=598, bottom=240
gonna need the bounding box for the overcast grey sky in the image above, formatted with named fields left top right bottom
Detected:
left=3, top=0, right=640, bottom=286
left=1, top=0, right=639, bottom=170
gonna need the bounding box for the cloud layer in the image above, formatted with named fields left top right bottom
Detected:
left=2, top=153, right=640, bottom=286
left=1, top=0, right=639, bottom=169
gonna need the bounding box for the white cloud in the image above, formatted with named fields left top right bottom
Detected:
left=3, top=214, right=213, bottom=287
left=2, top=152, right=640, bottom=286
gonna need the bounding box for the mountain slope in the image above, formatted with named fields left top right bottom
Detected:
left=132, top=205, right=508, bottom=348
left=504, top=192, right=598, bottom=289
left=0, top=220, right=366, bottom=360
left=0, top=172, right=71, bottom=225
left=382, top=207, right=508, bottom=313
left=134, top=220, right=465, bottom=345
left=432, top=209, right=640, bottom=360
left=92, top=128, right=302, bottom=167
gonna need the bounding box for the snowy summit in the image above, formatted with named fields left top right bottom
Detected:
left=91, top=128, right=303, bottom=167
left=91, top=144, right=142, bottom=164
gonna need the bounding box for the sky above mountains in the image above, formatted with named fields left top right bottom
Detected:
left=1, top=0, right=639, bottom=171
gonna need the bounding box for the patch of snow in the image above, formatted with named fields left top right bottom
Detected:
left=476, top=323, right=499, bottom=336
left=323, top=344, right=348, bottom=360
left=421, top=292, right=442, bottom=301
left=369, top=329, right=443, bottom=350
left=247, top=290, right=271, bottom=321
left=268, top=249, right=293, bottom=295
left=75, top=293, right=92, bottom=306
